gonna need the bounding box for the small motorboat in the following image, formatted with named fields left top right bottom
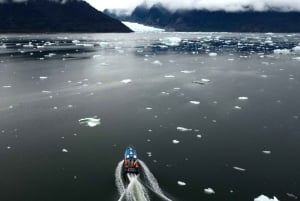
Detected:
left=123, top=146, right=140, bottom=175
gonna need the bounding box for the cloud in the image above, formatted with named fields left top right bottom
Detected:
left=88, top=0, right=300, bottom=12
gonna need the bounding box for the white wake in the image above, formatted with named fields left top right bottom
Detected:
left=115, top=160, right=172, bottom=201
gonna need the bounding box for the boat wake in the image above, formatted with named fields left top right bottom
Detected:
left=115, top=160, right=172, bottom=201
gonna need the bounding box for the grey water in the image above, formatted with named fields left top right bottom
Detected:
left=0, top=32, right=300, bottom=201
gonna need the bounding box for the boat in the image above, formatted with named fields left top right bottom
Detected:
left=123, top=146, right=140, bottom=175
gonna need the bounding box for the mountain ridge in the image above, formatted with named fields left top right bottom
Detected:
left=104, top=4, right=300, bottom=33
left=0, top=0, right=132, bottom=33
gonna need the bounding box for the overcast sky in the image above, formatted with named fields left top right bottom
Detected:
left=86, top=0, right=300, bottom=12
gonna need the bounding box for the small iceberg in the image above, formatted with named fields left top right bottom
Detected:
left=181, top=70, right=195, bottom=74
left=121, top=79, right=132, bottom=84
left=39, top=76, right=48, bottom=80
left=177, top=181, right=186, bottom=186
left=274, top=49, right=290, bottom=55
left=262, top=150, right=271, bottom=154
left=172, top=139, right=180, bottom=144
left=254, top=195, right=279, bottom=201
left=208, top=52, right=218, bottom=57
left=238, top=97, right=248, bottom=100
left=292, top=46, right=300, bottom=53
left=190, top=101, right=200, bottom=105
left=204, top=188, right=215, bottom=194
left=234, top=106, right=242, bottom=110
left=160, top=37, right=181, bottom=46
left=233, top=166, right=246, bottom=172
left=78, top=117, right=101, bottom=127
left=152, top=60, right=162, bottom=65
left=164, top=75, right=175, bottom=78
left=177, top=127, right=192, bottom=132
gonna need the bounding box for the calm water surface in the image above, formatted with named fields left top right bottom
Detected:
left=0, top=33, right=300, bottom=201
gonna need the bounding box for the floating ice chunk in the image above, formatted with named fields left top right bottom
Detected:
left=238, top=97, right=248, bottom=100
left=172, top=139, right=180, bottom=144
left=190, top=101, right=200, bottom=105
left=292, top=46, right=300, bottom=53
left=262, top=150, right=271, bottom=154
left=78, top=117, right=101, bottom=127
left=177, top=181, right=186, bottom=186
left=72, top=40, right=80, bottom=44
left=164, top=75, right=175, bottom=78
left=160, top=37, right=181, bottom=46
left=152, top=60, right=162, bottom=65
left=145, top=107, right=152, bottom=110
left=2, top=85, right=11, bottom=88
left=286, top=193, right=298, bottom=199
left=292, top=57, right=300, bottom=61
left=204, top=188, right=215, bottom=194
left=181, top=70, right=195, bottom=74
left=44, top=53, right=56, bottom=58
left=274, top=49, right=290, bottom=55
left=39, top=76, right=48, bottom=80
left=209, top=52, right=218, bottom=57
left=62, top=148, right=68, bottom=153
left=23, top=42, right=34, bottom=48
left=161, top=92, right=170, bottom=95
left=201, top=78, right=210, bottom=82
left=234, top=106, right=242, bottom=110
left=193, top=81, right=205, bottom=85
left=254, top=195, right=279, bottom=201
left=233, top=166, right=246, bottom=172
left=121, top=79, right=132, bottom=84
left=177, top=127, right=192, bottom=132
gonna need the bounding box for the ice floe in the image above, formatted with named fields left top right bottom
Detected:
left=233, top=166, right=246, bottom=172
left=78, top=117, right=101, bottom=127
left=201, top=78, right=211, bottom=82
left=238, top=97, right=249, bottom=100
left=274, top=49, right=290, bottom=55
left=39, top=76, right=48, bottom=80
left=286, top=193, right=298, bottom=199
left=181, top=70, right=195, bottom=74
left=189, top=101, right=200, bottom=105
left=254, top=195, right=279, bottom=201
left=209, top=52, right=218, bottom=57
left=176, top=127, right=192, bottom=132
left=172, top=140, right=180, bottom=144
left=120, top=79, right=132, bottom=84
left=204, top=188, right=215, bottom=194
left=262, top=150, right=271, bottom=154
left=152, top=60, right=162, bottom=65
left=292, top=46, right=300, bottom=53
left=164, top=75, right=175, bottom=78
left=234, top=105, right=242, bottom=110
left=160, top=37, right=181, bottom=46
left=177, top=181, right=186, bottom=186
